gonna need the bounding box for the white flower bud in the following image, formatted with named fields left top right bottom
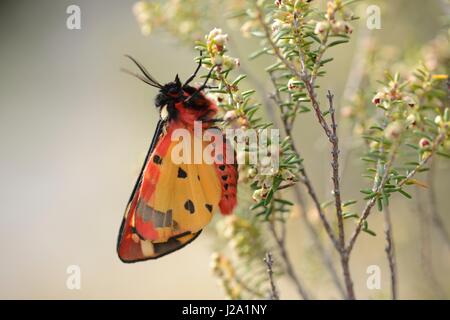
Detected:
left=406, top=114, right=416, bottom=126
left=213, top=55, right=223, bottom=66
left=314, top=21, right=329, bottom=34
left=214, top=34, right=228, bottom=46
left=209, top=28, right=222, bottom=38
left=385, top=121, right=403, bottom=140
left=224, top=110, right=238, bottom=122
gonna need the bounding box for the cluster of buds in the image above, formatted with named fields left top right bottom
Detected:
left=131, top=0, right=208, bottom=41
left=216, top=215, right=264, bottom=259
left=371, top=81, right=414, bottom=109
left=252, top=167, right=295, bottom=202
left=384, top=121, right=404, bottom=140
left=206, top=28, right=240, bottom=70
left=212, top=216, right=269, bottom=299
left=210, top=253, right=242, bottom=299
left=210, top=252, right=235, bottom=279
left=271, top=19, right=291, bottom=33
left=252, top=187, right=270, bottom=202
left=207, top=28, right=229, bottom=55
left=314, top=0, right=353, bottom=39
left=331, top=20, right=352, bottom=35
left=223, top=110, right=249, bottom=129
left=132, top=1, right=155, bottom=36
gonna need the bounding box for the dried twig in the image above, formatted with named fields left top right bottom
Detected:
left=347, top=142, right=400, bottom=254
left=268, top=68, right=346, bottom=297
left=304, top=89, right=354, bottom=299
left=348, top=131, right=446, bottom=254
left=292, top=187, right=346, bottom=298
left=269, top=220, right=310, bottom=299
left=326, top=91, right=355, bottom=300
left=264, top=252, right=280, bottom=300
left=234, top=275, right=266, bottom=299
left=383, top=206, right=397, bottom=299
left=257, top=3, right=352, bottom=298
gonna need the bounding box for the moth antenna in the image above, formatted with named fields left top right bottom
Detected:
left=120, top=68, right=161, bottom=89
left=124, top=55, right=163, bottom=88
left=183, top=65, right=218, bottom=103
left=182, top=51, right=203, bottom=88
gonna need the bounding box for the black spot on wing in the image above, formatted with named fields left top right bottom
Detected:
left=224, top=184, right=229, bottom=190
left=205, top=204, right=213, bottom=213
left=153, top=155, right=162, bottom=165
left=184, top=200, right=195, bottom=214
left=219, top=165, right=226, bottom=171
left=221, top=175, right=228, bottom=181
left=177, top=167, right=187, bottom=178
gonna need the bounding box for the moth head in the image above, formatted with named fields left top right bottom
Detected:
left=122, top=53, right=213, bottom=114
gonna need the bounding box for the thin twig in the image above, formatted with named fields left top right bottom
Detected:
left=415, top=187, right=448, bottom=298
left=264, top=252, right=280, bottom=300
left=234, top=275, right=266, bottom=299
left=268, top=68, right=346, bottom=297
left=291, top=187, right=346, bottom=297
left=256, top=1, right=341, bottom=253
left=326, top=91, right=355, bottom=300
left=348, top=131, right=445, bottom=254
left=269, top=220, right=310, bottom=299
left=327, top=91, right=345, bottom=249
left=347, top=142, right=400, bottom=253
left=426, top=160, right=450, bottom=248
left=256, top=7, right=302, bottom=80
left=383, top=205, right=397, bottom=300
left=334, top=23, right=371, bottom=188
left=256, top=2, right=356, bottom=299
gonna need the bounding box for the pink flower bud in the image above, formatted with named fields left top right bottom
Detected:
left=419, top=138, right=431, bottom=149
left=224, top=110, right=238, bottom=122
left=372, top=92, right=383, bottom=105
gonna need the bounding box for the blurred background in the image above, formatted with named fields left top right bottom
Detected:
left=0, top=0, right=448, bottom=299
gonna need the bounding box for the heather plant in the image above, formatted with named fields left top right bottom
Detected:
left=131, top=0, right=450, bottom=299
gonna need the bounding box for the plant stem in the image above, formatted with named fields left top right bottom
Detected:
left=264, top=252, right=280, bottom=300
left=268, top=69, right=346, bottom=298
left=347, top=142, right=400, bottom=254
left=291, top=187, right=347, bottom=298
left=234, top=275, right=266, bottom=299
left=326, top=91, right=355, bottom=300
left=383, top=205, right=398, bottom=299
left=427, top=161, right=450, bottom=248
left=269, top=220, right=310, bottom=299
left=256, top=3, right=353, bottom=298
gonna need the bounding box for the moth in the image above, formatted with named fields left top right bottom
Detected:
left=117, top=55, right=238, bottom=262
